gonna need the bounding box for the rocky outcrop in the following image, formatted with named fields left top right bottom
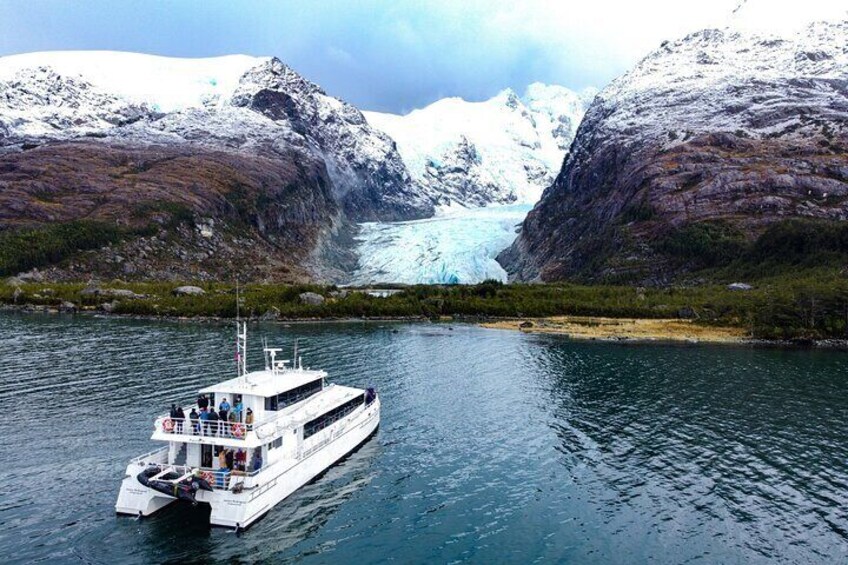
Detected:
left=419, top=136, right=504, bottom=207
left=500, top=21, right=848, bottom=283
left=229, top=58, right=432, bottom=221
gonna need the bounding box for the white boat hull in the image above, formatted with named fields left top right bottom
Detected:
left=116, top=397, right=380, bottom=529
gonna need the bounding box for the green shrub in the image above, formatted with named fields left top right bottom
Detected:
left=658, top=221, right=747, bottom=268
left=0, top=221, right=138, bottom=276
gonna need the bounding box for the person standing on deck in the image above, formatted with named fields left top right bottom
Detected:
left=208, top=408, right=220, bottom=437
left=175, top=406, right=185, bottom=434
left=198, top=394, right=209, bottom=410
left=189, top=408, right=199, bottom=435
left=199, top=407, right=210, bottom=435
left=218, top=398, right=230, bottom=436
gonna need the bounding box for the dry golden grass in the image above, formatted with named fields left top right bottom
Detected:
left=481, top=316, right=749, bottom=344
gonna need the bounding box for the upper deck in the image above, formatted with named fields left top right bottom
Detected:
left=199, top=367, right=327, bottom=398
left=150, top=322, right=370, bottom=448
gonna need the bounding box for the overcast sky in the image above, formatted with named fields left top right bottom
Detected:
left=0, top=0, right=840, bottom=113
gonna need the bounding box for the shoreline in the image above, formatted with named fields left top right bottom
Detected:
left=4, top=304, right=847, bottom=349
left=480, top=316, right=848, bottom=349
left=481, top=316, right=747, bottom=344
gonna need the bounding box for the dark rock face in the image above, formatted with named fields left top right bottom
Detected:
left=0, top=142, right=337, bottom=281
left=500, top=22, right=848, bottom=283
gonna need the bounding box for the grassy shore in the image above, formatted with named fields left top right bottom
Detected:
left=2, top=270, right=848, bottom=342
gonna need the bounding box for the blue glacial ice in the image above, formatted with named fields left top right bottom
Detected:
left=350, top=204, right=531, bottom=285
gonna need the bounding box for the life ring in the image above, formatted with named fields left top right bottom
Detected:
left=162, top=418, right=175, bottom=432
left=201, top=471, right=215, bottom=486
left=232, top=423, right=245, bottom=438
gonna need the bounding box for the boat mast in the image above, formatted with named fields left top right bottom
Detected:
left=236, top=281, right=247, bottom=378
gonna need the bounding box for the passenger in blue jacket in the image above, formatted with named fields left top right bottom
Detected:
left=218, top=398, right=230, bottom=434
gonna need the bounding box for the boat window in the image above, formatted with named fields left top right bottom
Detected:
left=267, top=437, right=283, bottom=451
left=264, top=378, right=323, bottom=411
left=303, top=394, right=365, bottom=439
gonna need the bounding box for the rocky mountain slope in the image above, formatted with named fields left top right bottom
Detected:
left=364, top=84, right=595, bottom=207
left=500, top=20, right=848, bottom=283
left=0, top=51, right=433, bottom=281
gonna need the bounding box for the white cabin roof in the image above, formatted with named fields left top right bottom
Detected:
left=199, top=368, right=327, bottom=398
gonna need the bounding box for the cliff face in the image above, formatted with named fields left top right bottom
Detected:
left=500, top=22, right=848, bottom=283
left=0, top=142, right=337, bottom=281
left=0, top=52, right=433, bottom=281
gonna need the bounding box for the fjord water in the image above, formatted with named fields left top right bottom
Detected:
left=1, top=313, right=847, bottom=564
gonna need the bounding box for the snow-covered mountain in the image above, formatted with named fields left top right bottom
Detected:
left=501, top=16, right=848, bottom=283
left=0, top=51, right=436, bottom=282
left=364, top=84, right=595, bottom=207
left=0, top=51, right=431, bottom=223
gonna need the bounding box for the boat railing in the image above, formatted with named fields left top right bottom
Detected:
left=154, top=410, right=255, bottom=439
left=176, top=459, right=277, bottom=491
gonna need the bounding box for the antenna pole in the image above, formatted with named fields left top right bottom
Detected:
left=235, top=280, right=248, bottom=378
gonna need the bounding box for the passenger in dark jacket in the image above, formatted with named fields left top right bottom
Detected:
left=189, top=408, right=199, bottom=435
left=225, top=449, right=234, bottom=471
left=208, top=409, right=220, bottom=437
left=198, top=394, right=209, bottom=410
left=175, top=406, right=185, bottom=433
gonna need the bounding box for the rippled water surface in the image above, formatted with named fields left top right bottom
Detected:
left=2, top=312, right=848, bottom=564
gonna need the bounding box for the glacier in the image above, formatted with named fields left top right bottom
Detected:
left=354, top=83, right=594, bottom=285
left=350, top=204, right=531, bottom=285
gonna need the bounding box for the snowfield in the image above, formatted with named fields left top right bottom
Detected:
left=0, top=51, right=265, bottom=112
left=365, top=84, right=594, bottom=206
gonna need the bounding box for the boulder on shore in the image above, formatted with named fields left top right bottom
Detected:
left=299, top=292, right=325, bottom=305
left=727, top=283, right=753, bottom=291
left=172, top=286, right=206, bottom=296
left=260, top=307, right=281, bottom=321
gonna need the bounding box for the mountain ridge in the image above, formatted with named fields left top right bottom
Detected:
left=500, top=20, right=848, bottom=283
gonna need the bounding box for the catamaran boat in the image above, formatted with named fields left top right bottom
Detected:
left=115, top=322, right=380, bottom=529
